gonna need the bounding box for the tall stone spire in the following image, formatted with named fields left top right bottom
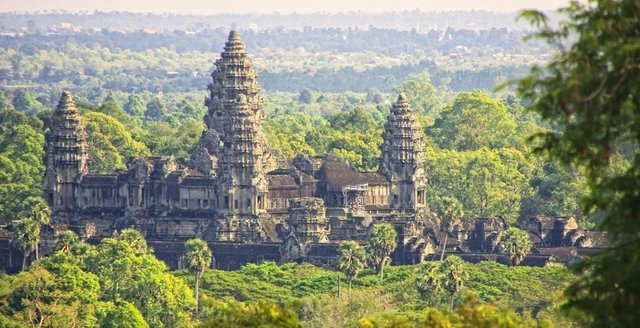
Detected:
left=380, top=93, right=427, bottom=210
left=43, top=91, right=89, bottom=209
left=200, top=30, right=270, bottom=224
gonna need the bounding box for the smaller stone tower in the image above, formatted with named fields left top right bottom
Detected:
left=43, top=91, right=89, bottom=210
left=379, top=93, right=427, bottom=211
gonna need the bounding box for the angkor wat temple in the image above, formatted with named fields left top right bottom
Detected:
left=0, top=31, right=605, bottom=272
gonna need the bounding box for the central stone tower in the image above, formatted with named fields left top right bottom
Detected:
left=43, top=91, right=89, bottom=210
left=197, top=31, right=273, bottom=241
left=379, top=93, right=427, bottom=211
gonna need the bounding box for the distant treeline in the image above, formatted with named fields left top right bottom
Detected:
left=0, top=10, right=553, bottom=31
left=0, top=26, right=538, bottom=54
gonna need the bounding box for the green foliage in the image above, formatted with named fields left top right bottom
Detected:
left=366, top=223, right=398, bottom=280
left=338, top=241, right=367, bottom=282
left=0, top=119, right=46, bottom=224
left=359, top=296, right=545, bottom=328
left=117, top=228, right=149, bottom=255
left=185, top=238, right=212, bottom=277
left=11, top=89, right=44, bottom=115
left=83, top=111, right=150, bottom=173
left=184, top=238, right=212, bottom=314
left=0, top=89, right=14, bottom=111
left=55, top=230, right=79, bottom=254
left=96, top=301, right=149, bottom=328
left=427, top=147, right=530, bottom=223
left=392, top=73, right=443, bottom=115
left=499, top=227, right=533, bottom=266
left=430, top=91, right=517, bottom=151
left=12, top=218, right=39, bottom=270
left=8, top=259, right=100, bottom=327
left=299, top=290, right=392, bottom=328
left=199, top=300, right=301, bottom=328
left=172, top=261, right=573, bottom=327
left=145, top=96, right=168, bottom=121
left=85, top=236, right=195, bottom=327
left=517, top=0, right=640, bottom=325
left=140, top=119, right=204, bottom=164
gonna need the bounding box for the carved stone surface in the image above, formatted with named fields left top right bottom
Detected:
left=379, top=93, right=427, bottom=210
left=43, top=91, right=89, bottom=209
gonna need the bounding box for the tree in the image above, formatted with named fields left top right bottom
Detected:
left=337, top=241, right=366, bottom=299
left=299, top=88, right=314, bottom=104
left=416, top=262, right=443, bottom=307
left=83, top=112, right=150, bottom=173
left=0, top=89, right=14, bottom=111
left=200, top=300, right=301, bottom=328
left=13, top=219, right=39, bottom=271
left=439, top=255, right=467, bottom=310
left=11, top=89, right=43, bottom=115
left=184, top=238, right=212, bottom=315
left=30, top=201, right=49, bottom=260
left=118, top=228, right=148, bottom=255
left=55, top=230, right=79, bottom=255
left=96, top=301, right=149, bottom=328
left=429, top=91, right=517, bottom=151
left=434, top=197, right=464, bottom=261
left=392, top=73, right=443, bottom=115
left=145, top=96, right=167, bottom=121
left=86, top=236, right=195, bottom=327
left=365, top=223, right=397, bottom=280
left=498, top=227, right=533, bottom=266
left=518, top=1, right=640, bottom=325
left=124, top=94, right=147, bottom=117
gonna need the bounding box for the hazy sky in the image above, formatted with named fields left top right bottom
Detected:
left=0, top=0, right=573, bottom=14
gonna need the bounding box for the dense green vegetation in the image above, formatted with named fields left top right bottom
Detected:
left=517, top=0, right=640, bottom=325
left=0, top=228, right=574, bottom=327
left=2, top=0, right=640, bottom=325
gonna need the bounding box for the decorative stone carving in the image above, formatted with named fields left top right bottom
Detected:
left=43, top=91, right=89, bottom=209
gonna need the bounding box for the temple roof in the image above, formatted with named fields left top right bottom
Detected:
left=82, top=175, right=119, bottom=185
left=318, top=156, right=388, bottom=187
left=56, top=91, right=78, bottom=113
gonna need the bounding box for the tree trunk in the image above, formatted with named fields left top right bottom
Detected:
left=195, top=275, right=200, bottom=315
left=440, top=231, right=448, bottom=261
left=348, top=278, right=352, bottom=300
left=338, top=277, right=341, bottom=298
left=35, top=244, right=39, bottom=261
left=22, top=254, right=27, bottom=271
left=380, top=262, right=384, bottom=280
left=450, top=292, right=455, bottom=311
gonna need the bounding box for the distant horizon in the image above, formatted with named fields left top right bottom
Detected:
left=0, top=0, right=576, bottom=15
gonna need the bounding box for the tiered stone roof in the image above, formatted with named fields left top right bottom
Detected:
left=380, top=93, right=425, bottom=179
left=45, top=91, right=89, bottom=175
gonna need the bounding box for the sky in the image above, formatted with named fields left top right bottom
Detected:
left=0, top=0, right=574, bottom=14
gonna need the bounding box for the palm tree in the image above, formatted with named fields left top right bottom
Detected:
left=13, top=218, right=40, bottom=270
left=30, top=201, right=50, bottom=260
left=184, top=238, right=212, bottom=315
left=336, top=241, right=366, bottom=299
left=55, top=230, right=79, bottom=254
left=118, top=228, right=148, bottom=255
left=440, top=255, right=467, bottom=310
left=416, top=262, right=442, bottom=307
left=435, top=197, right=464, bottom=261
left=365, top=223, right=397, bottom=280
left=499, top=227, right=533, bottom=266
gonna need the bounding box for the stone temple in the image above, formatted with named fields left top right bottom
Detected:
left=0, top=31, right=605, bottom=272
